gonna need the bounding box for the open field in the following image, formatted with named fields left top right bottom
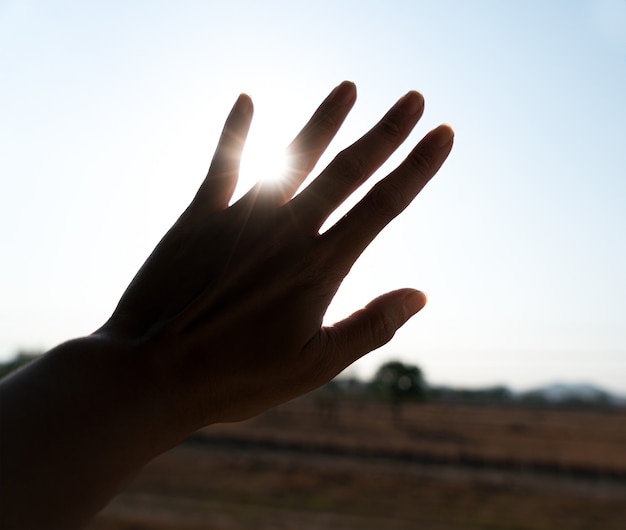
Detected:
left=88, top=398, right=626, bottom=529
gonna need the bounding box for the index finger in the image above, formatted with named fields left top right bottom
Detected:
left=282, top=81, right=357, bottom=199
left=236, top=81, right=356, bottom=208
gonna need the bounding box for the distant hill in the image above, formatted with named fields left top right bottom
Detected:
left=422, top=381, right=625, bottom=408
left=520, top=382, right=626, bottom=406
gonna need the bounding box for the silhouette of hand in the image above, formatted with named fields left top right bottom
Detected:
left=99, top=81, right=453, bottom=429
left=0, top=82, right=453, bottom=529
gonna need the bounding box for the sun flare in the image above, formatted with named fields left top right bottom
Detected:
left=238, top=123, right=295, bottom=197
left=233, top=87, right=310, bottom=200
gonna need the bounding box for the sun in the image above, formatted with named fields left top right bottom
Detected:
left=233, top=87, right=308, bottom=201
left=234, top=121, right=297, bottom=204
left=240, top=138, right=292, bottom=186
left=236, top=99, right=297, bottom=198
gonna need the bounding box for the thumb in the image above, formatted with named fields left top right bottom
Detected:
left=305, top=289, right=427, bottom=380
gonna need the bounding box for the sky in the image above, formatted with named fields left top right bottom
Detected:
left=1, top=0, right=625, bottom=393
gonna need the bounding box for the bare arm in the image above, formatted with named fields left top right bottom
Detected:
left=0, top=82, right=453, bottom=529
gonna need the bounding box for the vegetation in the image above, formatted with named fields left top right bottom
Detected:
left=370, top=361, right=426, bottom=423
left=0, top=351, right=40, bottom=380
left=316, top=360, right=623, bottom=410
left=2, top=351, right=621, bottom=409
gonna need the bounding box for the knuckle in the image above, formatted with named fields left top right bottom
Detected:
left=368, top=182, right=406, bottom=218
left=331, top=151, right=366, bottom=185
left=303, top=331, right=335, bottom=377
left=369, top=311, right=397, bottom=347
left=300, top=257, right=326, bottom=285
left=376, top=115, right=403, bottom=139
left=312, top=106, right=341, bottom=133
left=407, top=149, right=433, bottom=175
left=300, top=253, right=345, bottom=291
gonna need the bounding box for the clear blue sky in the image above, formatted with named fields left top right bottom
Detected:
left=1, top=0, right=625, bottom=392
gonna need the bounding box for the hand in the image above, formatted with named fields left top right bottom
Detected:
left=99, top=81, right=453, bottom=430
left=0, top=82, right=453, bottom=529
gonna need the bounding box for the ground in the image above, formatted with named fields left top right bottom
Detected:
left=88, top=397, right=626, bottom=529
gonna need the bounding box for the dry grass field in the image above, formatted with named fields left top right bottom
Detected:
left=88, top=397, right=626, bottom=529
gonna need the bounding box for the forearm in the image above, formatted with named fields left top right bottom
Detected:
left=0, top=335, right=179, bottom=529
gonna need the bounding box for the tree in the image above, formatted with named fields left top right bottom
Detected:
left=0, top=351, right=40, bottom=380
left=372, top=361, right=426, bottom=424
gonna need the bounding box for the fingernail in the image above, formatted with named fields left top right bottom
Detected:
left=397, top=91, right=424, bottom=115
left=331, top=81, right=356, bottom=105
left=430, top=124, right=454, bottom=147
left=402, top=291, right=427, bottom=320
left=236, top=93, right=252, bottom=112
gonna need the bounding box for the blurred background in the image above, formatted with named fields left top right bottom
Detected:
left=1, top=1, right=625, bottom=528
left=1, top=0, right=625, bottom=392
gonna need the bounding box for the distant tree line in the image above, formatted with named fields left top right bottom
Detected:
left=0, top=351, right=40, bottom=380
left=1, top=353, right=620, bottom=410
left=314, top=360, right=622, bottom=410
